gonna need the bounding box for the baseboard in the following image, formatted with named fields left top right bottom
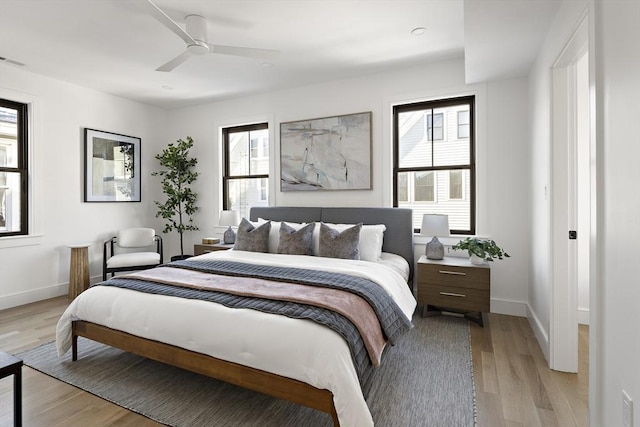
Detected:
left=577, top=307, right=590, bottom=325
left=0, top=275, right=103, bottom=310
left=490, top=297, right=528, bottom=317
left=527, top=304, right=550, bottom=364
left=0, top=282, right=68, bottom=310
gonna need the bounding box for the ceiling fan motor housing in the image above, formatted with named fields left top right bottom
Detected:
left=185, top=14, right=209, bottom=55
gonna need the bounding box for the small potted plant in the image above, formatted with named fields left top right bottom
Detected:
left=452, top=237, right=510, bottom=265
left=152, top=136, right=199, bottom=261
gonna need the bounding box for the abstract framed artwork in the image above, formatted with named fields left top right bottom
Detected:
left=84, top=128, right=141, bottom=202
left=280, top=111, right=372, bottom=191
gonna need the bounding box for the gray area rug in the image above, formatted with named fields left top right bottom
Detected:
left=18, top=315, right=475, bottom=427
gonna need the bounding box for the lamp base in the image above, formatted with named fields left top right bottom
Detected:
left=223, top=226, right=236, bottom=244
left=426, top=237, right=444, bottom=260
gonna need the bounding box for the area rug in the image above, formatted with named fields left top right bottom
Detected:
left=18, top=315, right=476, bottom=427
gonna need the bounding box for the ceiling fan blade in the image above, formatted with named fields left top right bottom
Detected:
left=143, top=0, right=196, bottom=45
left=208, top=44, right=281, bottom=60
left=156, top=51, right=192, bottom=72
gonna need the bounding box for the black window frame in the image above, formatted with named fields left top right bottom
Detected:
left=393, top=95, right=476, bottom=235
left=0, top=98, right=28, bottom=237
left=222, top=122, right=269, bottom=211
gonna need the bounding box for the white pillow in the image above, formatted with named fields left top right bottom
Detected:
left=312, top=223, right=386, bottom=262
left=258, top=218, right=308, bottom=253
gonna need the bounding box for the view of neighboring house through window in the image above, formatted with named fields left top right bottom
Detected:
left=0, top=98, right=28, bottom=236
left=393, top=95, right=475, bottom=234
left=222, top=123, right=269, bottom=219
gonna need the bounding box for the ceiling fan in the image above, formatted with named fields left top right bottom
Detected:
left=142, top=0, right=281, bottom=72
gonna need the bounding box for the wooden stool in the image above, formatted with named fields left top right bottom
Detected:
left=68, top=243, right=92, bottom=300
left=0, top=351, right=23, bottom=427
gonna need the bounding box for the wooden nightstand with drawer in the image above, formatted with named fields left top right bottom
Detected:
left=194, top=243, right=234, bottom=255
left=417, top=255, right=490, bottom=326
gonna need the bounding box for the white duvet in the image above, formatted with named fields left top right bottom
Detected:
left=56, top=250, right=416, bottom=426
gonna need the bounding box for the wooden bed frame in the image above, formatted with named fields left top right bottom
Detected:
left=71, top=207, right=414, bottom=426
left=72, top=320, right=339, bottom=425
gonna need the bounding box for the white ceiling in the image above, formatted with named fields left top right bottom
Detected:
left=0, top=0, right=560, bottom=110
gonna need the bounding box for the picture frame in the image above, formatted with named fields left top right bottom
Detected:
left=280, top=111, right=372, bottom=191
left=84, top=128, right=141, bottom=202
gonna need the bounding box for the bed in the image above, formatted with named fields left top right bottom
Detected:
left=56, top=207, right=416, bottom=426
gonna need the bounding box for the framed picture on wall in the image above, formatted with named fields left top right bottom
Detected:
left=84, top=128, right=141, bottom=202
left=280, top=111, right=372, bottom=191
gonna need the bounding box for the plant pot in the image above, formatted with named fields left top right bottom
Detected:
left=170, top=255, right=192, bottom=262
left=470, top=254, right=487, bottom=265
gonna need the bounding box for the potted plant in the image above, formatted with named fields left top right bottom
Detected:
left=152, top=136, right=199, bottom=261
left=452, top=237, right=510, bottom=265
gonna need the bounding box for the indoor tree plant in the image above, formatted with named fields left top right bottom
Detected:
left=152, top=136, right=199, bottom=260
left=452, top=237, right=510, bottom=264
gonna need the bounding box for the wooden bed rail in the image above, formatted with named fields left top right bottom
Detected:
left=72, top=321, right=339, bottom=426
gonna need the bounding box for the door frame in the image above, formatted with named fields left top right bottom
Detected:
left=549, top=15, right=589, bottom=373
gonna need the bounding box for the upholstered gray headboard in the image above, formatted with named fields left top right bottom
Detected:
left=250, top=206, right=414, bottom=281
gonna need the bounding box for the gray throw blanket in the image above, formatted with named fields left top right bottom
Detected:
left=94, top=259, right=413, bottom=385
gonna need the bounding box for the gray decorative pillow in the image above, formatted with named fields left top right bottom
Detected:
left=318, top=222, right=362, bottom=260
left=278, top=222, right=315, bottom=255
left=234, top=218, right=271, bottom=253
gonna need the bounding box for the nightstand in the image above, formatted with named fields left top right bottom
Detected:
left=194, top=243, right=234, bottom=255
left=417, top=255, right=490, bottom=326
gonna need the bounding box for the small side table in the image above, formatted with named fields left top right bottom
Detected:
left=0, top=351, right=23, bottom=427
left=194, top=243, right=234, bottom=255
left=417, top=256, right=490, bottom=326
left=68, top=242, right=92, bottom=300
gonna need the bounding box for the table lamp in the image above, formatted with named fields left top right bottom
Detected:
left=421, top=214, right=449, bottom=260
left=219, top=210, right=240, bottom=244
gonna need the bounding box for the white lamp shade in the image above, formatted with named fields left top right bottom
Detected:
left=421, top=214, right=450, bottom=237
left=219, top=210, right=240, bottom=227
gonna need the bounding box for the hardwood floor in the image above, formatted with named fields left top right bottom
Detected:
left=471, top=313, right=589, bottom=426
left=0, top=297, right=161, bottom=427
left=0, top=297, right=588, bottom=426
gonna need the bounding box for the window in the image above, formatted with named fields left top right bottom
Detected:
left=458, top=110, right=470, bottom=139
left=250, top=137, right=268, bottom=160
left=0, top=99, right=28, bottom=236
left=449, top=170, right=464, bottom=200
left=393, top=96, right=475, bottom=234
left=427, top=113, right=444, bottom=141
left=259, top=178, right=268, bottom=201
left=397, top=172, right=408, bottom=202
left=222, top=123, right=269, bottom=219
left=415, top=171, right=435, bottom=202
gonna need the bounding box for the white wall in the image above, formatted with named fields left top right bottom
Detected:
left=0, top=57, right=531, bottom=315
left=0, top=65, right=168, bottom=309
left=484, top=78, right=530, bottom=315
left=593, top=0, right=640, bottom=425
left=166, top=58, right=531, bottom=316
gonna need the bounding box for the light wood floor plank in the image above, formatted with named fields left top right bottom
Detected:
left=0, top=297, right=589, bottom=426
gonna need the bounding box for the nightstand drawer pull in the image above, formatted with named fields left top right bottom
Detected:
left=439, top=270, right=467, bottom=276
left=440, top=291, right=466, bottom=298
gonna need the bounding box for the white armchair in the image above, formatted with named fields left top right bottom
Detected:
left=102, top=228, right=163, bottom=281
